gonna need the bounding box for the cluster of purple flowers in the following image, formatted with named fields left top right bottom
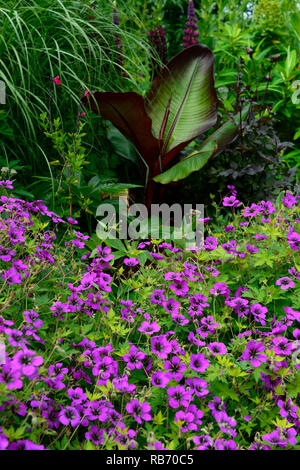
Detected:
left=0, top=179, right=299, bottom=450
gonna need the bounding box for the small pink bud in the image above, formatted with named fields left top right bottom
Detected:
left=53, top=76, right=61, bottom=85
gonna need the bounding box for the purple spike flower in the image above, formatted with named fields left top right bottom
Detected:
left=182, top=0, right=199, bottom=49
left=148, top=25, right=168, bottom=77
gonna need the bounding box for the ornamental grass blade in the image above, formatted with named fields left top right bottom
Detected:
left=84, top=91, right=162, bottom=164
left=145, top=44, right=218, bottom=164
left=153, top=106, right=249, bottom=184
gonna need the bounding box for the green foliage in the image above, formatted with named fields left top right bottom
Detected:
left=0, top=0, right=151, bottom=187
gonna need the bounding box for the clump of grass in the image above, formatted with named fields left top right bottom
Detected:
left=0, top=0, right=152, bottom=177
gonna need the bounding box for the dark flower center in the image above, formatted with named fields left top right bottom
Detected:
left=133, top=405, right=141, bottom=415
left=21, top=355, right=32, bottom=365
left=66, top=409, right=75, bottom=419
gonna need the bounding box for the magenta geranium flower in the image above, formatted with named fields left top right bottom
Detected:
left=0, top=432, right=8, bottom=450
left=204, top=236, right=218, bottom=250
left=208, top=342, right=227, bottom=356
left=150, top=289, right=166, bottom=305
left=23, top=310, right=43, bottom=329
left=210, top=281, right=230, bottom=296
left=138, top=321, right=161, bottom=335
left=250, top=303, right=267, bottom=325
left=85, top=401, right=109, bottom=422
left=169, top=278, right=189, bottom=296
left=92, top=355, right=118, bottom=382
left=85, top=425, right=105, bottom=445
left=123, top=345, right=146, bottom=370
left=224, top=224, right=235, bottom=232
left=189, top=353, right=210, bottom=372
left=167, top=385, right=191, bottom=409
left=151, top=371, right=170, bottom=388
left=222, top=194, right=241, bottom=207
left=96, top=245, right=114, bottom=263
left=242, top=203, right=261, bottom=217
left=1, top=267, right=22, bottom=285
left=262, top=429, right=286, bottom=448
left=147, top=441, right=168, bottom=450
left=0, top=361, right=23, bottom=390
left=8, top=440, right=45, bottom=450
left=0, top=180, right=14, bottom=190
left=241, top=340, right=267, bottom=367
left=164, top=356, right=186, bottom=381
left=50, top=301, right=70, bottom=320
left=246, top=244, right=259, bottom=254
left=149, top=252, right=164, bottom=261
left=284, top=306, right=300, bottom=321
left=163, top=298, right=180, bottom=313
left=67, top=387, right=87, bottom=405
left=0, top=246, right=16, bottom=262
left=12, top=348, right=43, bottom=376
left=287, top=231, right=300, bottom=251
left=174, top=410, right=197, bottom=432
left=277, top=399, right=298, bottom=419
left=186, top=377, right=209, bottom=398
left=151, top=335, right=172, bottom=358
left=123, top=257, right=140, bottom=266
left=272, top=337, right=293, bottom=356
left=276, top=277, right=295, bottom=289
left=126, top=399, right=151, bottom=424
left=58, top=406, right=81, bottom=427
left=281, top=192, right=297, bottom=208
left=282, top=428, right=297, bottom=446
left=215, top=439, right=237, bottom=450
left=288, top=266, right=300, bottom=280
left=215, top=412, right=237, bottom=437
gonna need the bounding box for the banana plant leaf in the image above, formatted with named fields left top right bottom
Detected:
left=145, top=44, right=217, bottom=167
left=106, top=122, right=138, bottom=164
left=153, top=106, right=250, bottom=184
left=83, top=45, right=221, bottom=205
left=85, top=91, right=162, bottom=165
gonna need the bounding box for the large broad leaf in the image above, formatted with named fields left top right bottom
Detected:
left=153, top=106, right=250, bottom=184
left=106, top=122, right=138, bottom=164
left=145, top=44, right=217, bottom=164
left=84, top=91, right=162, bottom=164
